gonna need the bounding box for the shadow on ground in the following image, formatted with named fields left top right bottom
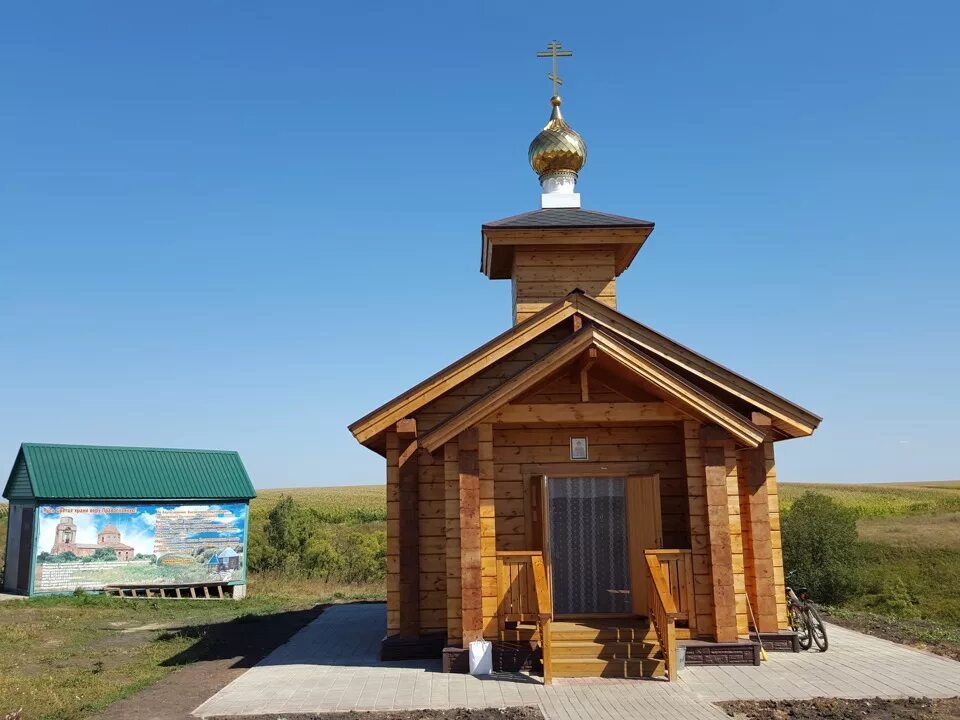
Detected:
left=96, top=605, right=327, bottom=720
left=158, top=606, right=326, bottom=669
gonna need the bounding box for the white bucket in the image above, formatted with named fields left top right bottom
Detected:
left=468, top=639, right=493, bottom=675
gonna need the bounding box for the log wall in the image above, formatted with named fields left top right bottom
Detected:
left=511, top=248, right=617, bottom=323
left=492, top=423, right=689, bottom=552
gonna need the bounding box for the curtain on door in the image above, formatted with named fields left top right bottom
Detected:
left=548, top=477, right=631, bottom=614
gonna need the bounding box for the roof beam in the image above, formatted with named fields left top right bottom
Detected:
left=574, top=295, right=820, bottom=436
left=488, top=402, right=684, bottom=425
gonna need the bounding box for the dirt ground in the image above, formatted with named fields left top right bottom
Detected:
left=721, top=697, right=960, bottom=720
left=93, top=604, right=327, bottom=720
left=211, top=710, right=543, bottom=720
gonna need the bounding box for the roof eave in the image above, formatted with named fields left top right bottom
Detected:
left=481, top=225, right=653, bottom=279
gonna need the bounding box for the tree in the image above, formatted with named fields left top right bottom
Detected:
left=92, top=547, right=117, bottom=561
left=782, top=491, right=862, bottom=604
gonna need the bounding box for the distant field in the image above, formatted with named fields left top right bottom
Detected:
left=779, top=480, right=960, bottom=517
left=251, top=485, right=386, bottom=523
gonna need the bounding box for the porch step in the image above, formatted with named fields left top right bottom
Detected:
left=550, top=620, right=691, bottom=643
left=551, top=639, right=660, bottom=660
left=549, top=620, right=669, bottom=678
left=551, top=657, right=666, bottom=678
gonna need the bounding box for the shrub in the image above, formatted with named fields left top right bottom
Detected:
left=248, top=495, right=386, bottom=584
left=782, top=491, right=862, bottom=604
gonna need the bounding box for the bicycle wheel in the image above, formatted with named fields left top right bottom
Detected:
left=806, top=606, right=828, bottom=652
left=791, top=606, right=812, bottom=650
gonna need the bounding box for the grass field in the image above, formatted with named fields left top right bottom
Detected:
left=0, top=488, right=387, bottom=720
left=251, top=486, right=387, bottom=523
left=779, top=481, right=960, bottom=517
left=781, top=480, right=960, bottom=658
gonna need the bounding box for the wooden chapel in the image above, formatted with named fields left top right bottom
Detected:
left=348, top=43, right=820, bottom=681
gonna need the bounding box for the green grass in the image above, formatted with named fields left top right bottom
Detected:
left=0, top=581, right=365, bottom=720
left=0, top=486, right=387, bottom=720
left=781, top=481, right=960, bottom=657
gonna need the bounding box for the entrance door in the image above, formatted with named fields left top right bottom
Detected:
left=547, top=477, right=631, bottom=615
left=626, top=474, right=662, bottom=615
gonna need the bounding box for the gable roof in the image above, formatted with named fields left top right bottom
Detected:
left=348, top=297, right=578, bottom=445
left=482, top=208, right=654, bottom=229
left=418, top=326, right=765, bottom=452
left=348, top=291, right=821, bottom=451
left=2, top=443, right=256, bottom=501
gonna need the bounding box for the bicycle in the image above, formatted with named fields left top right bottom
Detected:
left=786, top=571, right=828, bottom=651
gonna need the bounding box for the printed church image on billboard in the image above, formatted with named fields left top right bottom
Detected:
left=34, top=503, right=248, bottom=593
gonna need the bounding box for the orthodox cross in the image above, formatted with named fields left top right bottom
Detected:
left=536, top=40, right=573, bottom=97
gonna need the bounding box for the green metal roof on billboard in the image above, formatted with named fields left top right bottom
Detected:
left=2, top=443, right=256, bottom=501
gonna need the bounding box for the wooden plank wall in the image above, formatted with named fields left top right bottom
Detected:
left=493, top=423, right=688, bottom=552
left=512, top=248, right=617, bottom=324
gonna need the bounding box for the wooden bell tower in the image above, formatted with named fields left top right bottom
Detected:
left=480, top=210, right=654, bottom=324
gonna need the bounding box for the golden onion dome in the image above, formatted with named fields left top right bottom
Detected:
left=528, top=96, right=587, bottom=181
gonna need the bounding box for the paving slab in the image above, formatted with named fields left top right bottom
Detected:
left=194, top=603, right=960, bottom=720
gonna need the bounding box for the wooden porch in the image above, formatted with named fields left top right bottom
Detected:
left=495, top=548, right=695, bottom=682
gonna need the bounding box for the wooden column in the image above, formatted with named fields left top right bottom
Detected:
left=397, top=419, right=420, bottom=638
left=764, top=438, right=790, bottom=629
left=385, top=431, right=401, bottom=635
left=738, top=442, right=780, bottom=633
left=683, top=420, right=714, bottom=638
left=444, top=439, right=462, bottom=645
left=725, top=438, right=749, bottom=637
left=479, top=423, right=499, bottom=640
left=701, top=424, right=739, bottom=643
left=458, top=427, right=483, bottom=644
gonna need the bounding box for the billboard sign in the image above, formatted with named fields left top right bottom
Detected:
left=33, top=503, right=248, bottom=593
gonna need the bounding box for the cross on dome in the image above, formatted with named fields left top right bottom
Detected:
left=529, top=40, right=586, bottom=209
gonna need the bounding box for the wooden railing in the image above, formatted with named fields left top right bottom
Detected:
left=645, top=549, right=696, bottom=635
left=645, top=550, right=682, bottom=681
left=496, top=550, right=553, bottom=684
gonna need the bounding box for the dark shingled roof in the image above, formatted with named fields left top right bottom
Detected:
left=483, top=208, right=654, bottom=230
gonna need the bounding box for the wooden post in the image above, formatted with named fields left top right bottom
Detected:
left=444, top=440, right=463, bottom=645
left=397, top=420, right=420, bottom=638
left=701, top=424, right=739, bottom=643
left=458, top=427, right=483, bottom=645
left=478, top=423, right=498, bottom=640
left=683, top=421, right=715, bottom=637
left=738, top=435, right=780, bottom=633
left=386, top=430, right=401, bottom=635
left=764, top=438, right=791, bottom=630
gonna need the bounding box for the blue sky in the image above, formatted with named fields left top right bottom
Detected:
left=2, top=2, right=957, bottom=487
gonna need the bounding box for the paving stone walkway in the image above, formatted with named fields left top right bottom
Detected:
left=194, top=603, right=960, bottom=720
